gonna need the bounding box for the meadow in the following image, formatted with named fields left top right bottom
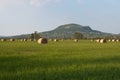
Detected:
left=0, top=40, right=120, bottom=80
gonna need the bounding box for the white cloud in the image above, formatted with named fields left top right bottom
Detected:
left=30, top=0, right=49, bottom=7
left=77, top=0, right=81, bottom=3
left=0, top=0, right=81, bottom=7
left=0, top=0, right=9, bottom=6
left=29, top=0, right=63, bottom=7
left=0, top=0, right=25, bottom=7
left=29, top=0, right=82, bottom=7
left=0, top=0, right=62, bottom=7
left=76, top=0, right=83, bottom=5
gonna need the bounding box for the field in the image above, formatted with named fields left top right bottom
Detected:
left=0, top=40, right=120, bottom=80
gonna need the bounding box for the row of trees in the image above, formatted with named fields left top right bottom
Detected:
left=29, top=31, right=120, bottom=40
left=73, top=32, right=83, bottom=39
left=29, top=31, right=84, bottom=40
left=30, top=31, right=41, bottom=40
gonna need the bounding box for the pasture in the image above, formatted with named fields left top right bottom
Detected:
left=0, top=40, right=120, bottom=80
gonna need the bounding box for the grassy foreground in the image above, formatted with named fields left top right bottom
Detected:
left=0, top=40, right=120, bottom=80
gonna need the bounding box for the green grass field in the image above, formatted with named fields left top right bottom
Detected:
left=0, top=40, right=120, bottom=80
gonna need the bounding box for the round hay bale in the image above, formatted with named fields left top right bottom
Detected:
left=54, top=39, right=59, bottom=42
left=20, top=39, right=27, bottom=42
left=23, top=39, right=27, bottom=42
left=116, top=39, right=120, bottom=42
left=20, top=39, right=23, bottom=42
left=74, top=39, right=78, bottom=42
left=100, top=39, right=107, bottom=43
left=48, top=39, right=53, bottom=41
left=108, top=39, right=112, bottom=42
left=38, top=38, right=48, bottom=44
left=28, top=39, right=34, bottom=41
left=90, top=39, right=94, bottom=42
left=96, top=39, right=100, bottom=43
left=10, top=38, right=15, bottom=41
left=1, top=39, right=6, bottom=42
left=112, top=39, right=116, bottom=42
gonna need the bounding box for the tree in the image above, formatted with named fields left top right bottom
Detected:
left=30, top=33, right=34, bottom=40
left=30, top=31, right=41, bottom=40
left=73, top=32, right=83, bottom=39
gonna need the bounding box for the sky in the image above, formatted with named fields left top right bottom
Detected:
left=0, top=0, right=120, bottom=36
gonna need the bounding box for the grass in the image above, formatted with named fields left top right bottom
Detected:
left=0, top=40, right=120, bottom=80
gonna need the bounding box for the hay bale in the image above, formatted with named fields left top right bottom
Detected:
left=9, top=38, right=15, bottom=41
left=48, top=39, right=53, bottom=41
left=20, top=39, right=23, bottom=42
left=96, top=39, right=100, bottom=43
left=54, top=39, right=59, bottom=42
left=38, top=38, right=48, bottom=44
left=23, top=39, right=27, bottom=41
left=1, top=39, right=6, bottom=42
left=28, top=39, right=34, bottom=41
left=100, top=39, right=107, bottom=43
left=116, top=39, right=120, bottom=42
left=20, top=39, right=27, bottom=42
left=108, top=39, right=112, bottom=42
left=90, top=39, right=94, bottom=42
left=112, top=39, right=116, bottom=42
left=74, top=39, right=78, bottom=42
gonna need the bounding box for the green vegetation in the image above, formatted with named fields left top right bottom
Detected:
left=41, top=23, right=109, bottom=39
left=73, top=32, right=83, bottom=39
left=30, top=31, right=41, bottom=40
left=0, top=40, right=120, bottom=80
left=6, top=23, right=116, bottom=39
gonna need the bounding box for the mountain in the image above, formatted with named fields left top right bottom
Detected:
left=40, top=23, right=112, bottom=39
left=0, top=34, right=30, bottom=39
left=0, top=23, right=114, bottom=39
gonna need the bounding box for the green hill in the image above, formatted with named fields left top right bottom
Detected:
left=41, top=23, right=112, bottom=39
left=0, top=23, right=114, bottom=39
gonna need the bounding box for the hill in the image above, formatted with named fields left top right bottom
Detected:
left=40, top=23, right=112, bottom=39
left=0, top=23, right=114, bottom=39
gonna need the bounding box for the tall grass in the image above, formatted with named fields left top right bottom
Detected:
left=0, top=40, right=120, bottom=80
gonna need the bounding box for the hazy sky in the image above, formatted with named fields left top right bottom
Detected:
left=0, top=0, right=120, bottom=36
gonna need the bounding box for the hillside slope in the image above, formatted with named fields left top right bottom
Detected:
left=1, top=23, right=113, bottom=39
left=41, top=23, right=111, bottom=39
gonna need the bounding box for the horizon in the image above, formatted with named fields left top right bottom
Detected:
left=0, top=23, right=118, bottom=37
left=0, top=0, right=120, bottom=36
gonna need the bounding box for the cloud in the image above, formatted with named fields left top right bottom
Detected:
left=0, top=0, right=9, bottom=6
left=0, top=0, right=25, bottom=7
left=30, top=0, right=48, bottom=7
left=77, top=0, right=81, bottom=3
left=0, top=0, right=62, bottom=7
left=29, top=0, right=83, bottom=7
left=76, top=0, right=84, bottom=5
left=0, top=0, right=81, bottom=7
left=29, top=0, right=63, bottom=7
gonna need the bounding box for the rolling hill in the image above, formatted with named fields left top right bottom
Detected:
left=0, top=23, right=114, bottom=39
left=40, top=23, right=112, bottom=39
